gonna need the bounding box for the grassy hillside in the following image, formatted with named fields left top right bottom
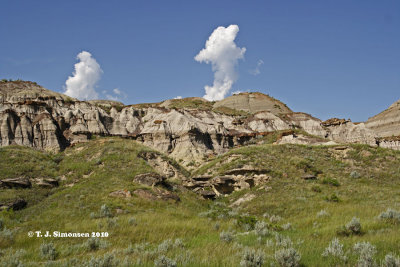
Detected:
left=1, top=138, right=400, bottom=266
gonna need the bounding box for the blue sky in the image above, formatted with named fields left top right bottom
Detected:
left=1, top=0, right=399, bottom=122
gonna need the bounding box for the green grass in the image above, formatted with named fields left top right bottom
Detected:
left=168, top=98, right=214, bottom=111
left=1, top=139, right=400, bottom=266
left=166, top=98, right=249, bottom=117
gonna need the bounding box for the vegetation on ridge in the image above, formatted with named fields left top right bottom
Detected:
left=0, top=137, right=400, bottom=266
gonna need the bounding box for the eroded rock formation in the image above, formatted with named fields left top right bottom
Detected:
left=1, top=81, right=398, bottom=166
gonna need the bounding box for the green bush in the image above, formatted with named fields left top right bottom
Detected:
left=322, top=177, right=340, bottom=187
left=236, top=215, right=258, bottom=230
left=325, top=193, right=340, bottom=202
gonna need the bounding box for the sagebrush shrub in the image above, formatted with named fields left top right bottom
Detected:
left=154, top=255, right=177, bottom=267
left=1, top=249, right=25, bottom=267
left=40, top=242, right=57, bottom=260
left=337, top=217, right=362, bottom=236
left=322, top=238, right=347, bottom=262
left=274, top=233, right=293, bottom=248
left=0, top=227, right=14, bottom=242
left=382, top=253, right=400, bottom=267
left=174, top=238, right=184, bottom=248
left=275, top=247, right=301, bottom=267
left=379, top=209, right=400, bottom=224
left=240, top=248, right=264, bottom=267
left=316, top=210, right=330, bottom=218
left=220, top=231, right=235, bottom=243
left=100, top=204, right=113, bottom=218
left=353, top=242, right=376, bottom=267
left=175, top=251, right=193, bottom=266
left=107, top=218, right=118, bottom=228
left=84, top=237, right=108, bottom=251
left=85, top=253, right=119, bottom=267
left=255, top=221, right=269, bottom=237
left=269, top=215, right=282, bottom=223
left=282, top=223, right=292, bottom=230
left=128, top=217, right=137, bottom=226
left=346, top=217, right=362, bottom=234
left=157, top=239, right=173, bottom=253
left=350, top=171, right=361, bottom=178
left=124, top=242, right=149, bottom=255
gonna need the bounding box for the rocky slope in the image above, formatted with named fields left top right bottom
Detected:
left=365, top=99, right=400, bottom=148
left=0, top=80, right=393, bottom=166
left=365, top=99, right=400, bottom=137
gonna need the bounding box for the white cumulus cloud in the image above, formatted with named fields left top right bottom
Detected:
left=64, top=51, right=102, bottom=100
left=195, top=24, right=246, bottom=101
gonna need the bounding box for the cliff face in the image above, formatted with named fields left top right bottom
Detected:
left=365, top=99, right=400, bottom=137
left=0, top=81, right=390, bottom=165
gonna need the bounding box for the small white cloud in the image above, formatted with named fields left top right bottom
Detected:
left=174, top=96, right=182, bottom=99
left=64, top=51, right=102, bottom=100
left=249, top=59, right=264, bottom=76
left=113, top=88, right=121, bottom=95
left=231, top=90, right=242, bottom=95
left=105, top=94, right=120, bottom=101
left=195, top=24, right=246, bottom=101
left=104, top=88, right=127, bottom=102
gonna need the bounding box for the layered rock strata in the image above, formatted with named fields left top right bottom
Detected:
left=0, top=81, right=393, bottom=165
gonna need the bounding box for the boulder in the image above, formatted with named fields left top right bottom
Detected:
left=133, top=173, right=165, bottom=186
left=133, top=189, right=157, bottom=200
left=301, top=174, right=317, bottom=180
left=34, top=178, right=59, bottom=188
left=0, top=199, right=27, bottom=211
left=0, top=177, right=31, bottom=188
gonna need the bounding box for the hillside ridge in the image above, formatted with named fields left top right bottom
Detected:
left=0, top=80, right=398, bottom=166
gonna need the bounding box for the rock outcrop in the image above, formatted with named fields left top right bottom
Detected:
left=0, top=177, right=32, bottom=188
left=184, top=168, right=271, bottom=198
left=133, top=173, right=166, bottom=187
left=1, top=80, right=397, bottom=165
left=0, top=199, right=27, bottom=211
left=365, top=99, right=400, bottom=137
